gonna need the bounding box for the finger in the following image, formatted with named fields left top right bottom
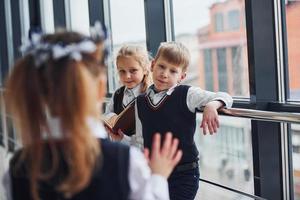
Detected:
left=215, top=118, right=220, bottom=128
left=202, top=122, right=207, bottom=135
left=162, top=132, right=172, bottom=156
left=200, top=120, right=204, bottom=128
left=212, top=121, right=218, bottom=133
left=207, top=121, right=214, bottom=134
left=151, top=133, right=161, bottom=158
left=144, top=148, right=150, bottom=163
left=117, top=129, right=124, bottom=136
left=168, top=137, right=179, bottom=159
left=172, top=150, right=183, bottom=166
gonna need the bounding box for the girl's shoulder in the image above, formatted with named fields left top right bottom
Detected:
left=114, top=86, right=126, bottom=95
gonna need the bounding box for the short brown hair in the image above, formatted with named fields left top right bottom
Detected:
left=155, top=42, right=190, bottom=71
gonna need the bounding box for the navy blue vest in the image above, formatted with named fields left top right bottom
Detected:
left=113, top=86, right=136, bottom=136
left=9, top=139, right=130, bottom=200
left=113, top=86, right=126, bottom=115
left=137, top=85, right=199, bottom=165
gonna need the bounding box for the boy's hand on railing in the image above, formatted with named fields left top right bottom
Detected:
left=201, top=101, right=223, bottom=135
left=144, top=132, right=182, bottom=178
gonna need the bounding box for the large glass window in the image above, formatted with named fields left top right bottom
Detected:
left=66, top=0, right=90, bottom=35
left=110, top=0, right=146, bottom=49
left=109, top=0, right=147, bottom=91
left=285, top=1, right=300, bottom=100
left=173, top=0, right=249, bottom=97
left=194, top=115, right=254, bottom=198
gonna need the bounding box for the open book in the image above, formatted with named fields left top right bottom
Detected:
left=103, top=102, right=135, bottom=136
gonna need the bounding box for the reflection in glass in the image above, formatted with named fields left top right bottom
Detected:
left=285, top=1, right=300, bottom=100
left=291, top=124, right=300, bottom=200
left=173, top=0, right=249, bottom=97
left=194, top=114, right=254, bottom=198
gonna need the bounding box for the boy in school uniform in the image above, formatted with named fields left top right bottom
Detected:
left=136, top=42, right=233, bottom=200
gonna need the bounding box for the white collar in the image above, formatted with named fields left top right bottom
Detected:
left=147, top=84, right=178, bottom=96
left=43, top=116, right=107, bottom=139
left=124, top=83, right=142, bottom=97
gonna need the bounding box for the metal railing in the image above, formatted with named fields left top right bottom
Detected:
left=219, top=107, right=300, bottom=124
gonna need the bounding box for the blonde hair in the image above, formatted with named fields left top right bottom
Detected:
left=116, top=45, right=151, bottom=93
left=155, top=42, right=190, bottom=71
left=5, top=32, right=105, bottom=200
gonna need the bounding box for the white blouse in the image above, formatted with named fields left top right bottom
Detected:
left=2, top=117, right=169, bottom=200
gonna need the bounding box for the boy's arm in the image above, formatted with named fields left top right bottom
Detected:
left=186, top=86, right=233, bottom=112
left=187, top=87, right=233, bottom=135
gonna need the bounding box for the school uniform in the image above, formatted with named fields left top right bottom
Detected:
left=136, top=84, right=233, bottom=200
left=2, top=117, right=170, bottom=200
left=104, top=84, right=144, bottom=149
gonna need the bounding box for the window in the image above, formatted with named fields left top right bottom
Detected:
left=66, top=0, right=90, bottom=35
left=195, top=115, right=254, bottom=197
left=228, top=10, right=240, bottom=30
left=109, top=0, right=147, bottom=91
left=291, top=124, right=300, bottom=200
left=215, top=13, right=224, bottom=32
left=217, top=48, right=227, bottom=91
left=285, top=1, right=300, bottom=101
left=110, top=0, right=146, bottom=48
left=231, top=46, right=245, bottom=96
left=204, top=49, right=214, bottom=91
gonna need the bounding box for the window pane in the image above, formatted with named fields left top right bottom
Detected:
left=110, top=0, right=146, bottom=47
left=215, top=13, right=224, bottom=32
left=228, top=10, right=240, bottom=30
left=217, top=48, right=228, bottom=91
left=173, top=0, right=249, bottom=97
left=285, top=1, right=300, bottom=101
left=194, top=115, right=254, bottom=197
left=67, top=0, right=90, bottom=35
left=109, top=0, right=147, bottom=91
left=291, top=124, right=300, bottom=200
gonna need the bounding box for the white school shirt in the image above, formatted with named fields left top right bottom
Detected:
left=2, top=117, right=169, bottom=200
left=135, top=84, right=233, bottom=137
left=104, top=84, right=144, bottom=149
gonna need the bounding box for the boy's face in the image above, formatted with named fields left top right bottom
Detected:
left=151, top=56, right=186, bottom=92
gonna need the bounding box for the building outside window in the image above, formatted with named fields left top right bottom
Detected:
left=228, top=10, right=240, bottom=30
left=215, top=13, right=224, bottom=32
left=217, top=48, right=227, bottom=91
left=204, top=49, right=214, bottom=91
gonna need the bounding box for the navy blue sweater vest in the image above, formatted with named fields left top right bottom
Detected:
left=137, top=85, right=199, bottom=164
left=9, top=139, right=130, bottom=200
left=113, top=86, right=126, bottom=114
left=113, top=86, right=136, bottom=136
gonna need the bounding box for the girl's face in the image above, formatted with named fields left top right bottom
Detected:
left=117, top=56, right=145, bottom=89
